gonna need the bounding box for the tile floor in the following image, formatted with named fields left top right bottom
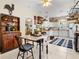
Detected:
left=0, top=39, right=79, bottom=59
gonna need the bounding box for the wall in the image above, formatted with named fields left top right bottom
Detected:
left=0, top=0, right=41, bottom=35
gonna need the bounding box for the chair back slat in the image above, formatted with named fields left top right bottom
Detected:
left=15, top=36, right=22, bottom=48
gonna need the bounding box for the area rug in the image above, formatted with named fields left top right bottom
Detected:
left=49, top=38, right=73, bottom=49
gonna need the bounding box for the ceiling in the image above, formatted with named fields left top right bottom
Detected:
left=1, top=0, right=79, bottom=17
left=20, top=0, right=79, bottom=17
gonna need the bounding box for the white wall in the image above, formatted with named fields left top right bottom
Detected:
left=0, top=0, right=41, bottom=35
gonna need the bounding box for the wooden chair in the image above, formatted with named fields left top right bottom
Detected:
left=15, top=36, right=34, bottom=59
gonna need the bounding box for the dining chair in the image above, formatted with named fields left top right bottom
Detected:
left=15, top=36, right=34, bottom=59
left=50, top=36, right=54, bottom=40
left=36, top=38, right=43, bottom=51
left=36, top=32, right=46, bottom=50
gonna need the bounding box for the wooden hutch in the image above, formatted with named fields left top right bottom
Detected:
left=0, top=13, right=21, bottom=53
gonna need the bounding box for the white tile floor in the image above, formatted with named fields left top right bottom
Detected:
left=0, top=43, right=79, bottom=59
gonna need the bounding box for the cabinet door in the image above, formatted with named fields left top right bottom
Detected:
left=2, top=34, right=14, bottom=51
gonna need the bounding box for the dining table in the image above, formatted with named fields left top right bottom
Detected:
left=19, top=35, right=48, bottom=59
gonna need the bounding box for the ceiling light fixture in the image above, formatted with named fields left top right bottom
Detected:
left=41, top=0, right=52, bottom=7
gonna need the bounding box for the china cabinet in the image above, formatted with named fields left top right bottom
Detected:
left=0, top=13, right=21, bottom=53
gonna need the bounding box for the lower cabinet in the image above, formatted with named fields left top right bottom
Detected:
left=0, top=31, right=21, bottom=53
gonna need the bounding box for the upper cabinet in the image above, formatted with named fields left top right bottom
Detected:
left=34, top=16, right=44, bottom=24
left=0, top=13, right=20, bottom=32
